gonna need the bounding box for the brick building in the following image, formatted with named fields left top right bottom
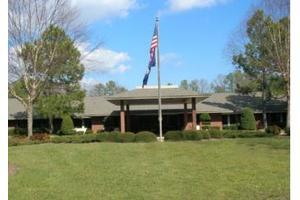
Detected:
left=8, top=86, right=287, bottom=134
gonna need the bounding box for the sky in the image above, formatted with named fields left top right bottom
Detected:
left=72, top=0, right=255, bottom=90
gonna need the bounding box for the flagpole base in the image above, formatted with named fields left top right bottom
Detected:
left=157, top=136, right=164, bottom=142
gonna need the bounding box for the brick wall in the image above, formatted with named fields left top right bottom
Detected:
left=200, top=113, right=223, bottom=130
left=91, top=117, right=104, bottom=133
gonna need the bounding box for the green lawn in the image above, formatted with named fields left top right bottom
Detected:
left=9, top=138, right=290, bottom=200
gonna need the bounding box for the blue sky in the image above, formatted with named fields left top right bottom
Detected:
left=73, top=0, right=254, bottom=90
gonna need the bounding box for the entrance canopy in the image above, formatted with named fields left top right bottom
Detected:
left=105, top=87, right=209, bottom=133
left=105, top=87, right=209, bottom=105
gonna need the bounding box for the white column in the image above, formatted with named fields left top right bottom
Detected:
left=227, top=115, right=231, bottom=126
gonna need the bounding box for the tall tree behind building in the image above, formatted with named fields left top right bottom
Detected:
left=89, top=81, right=127, bottom=96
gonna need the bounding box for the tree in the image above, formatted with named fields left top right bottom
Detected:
left=182, top=79, right=211, bottom=93
left=88, top=81, right=127, bottom=96
left=224, top=71, right=260, bottom=94
left=89, top=83, right=106, bottom=96
left=8, top=0, right=84, bottom=137
left=200, top=113, right=211, bottom=122
left=227, top=0, right=290, bottom=129
left=232, top=10, right=275, bottom=129
left=34, top=25, right=85, bottom=133
left=179, top=80, right=189, bottom=90
left=240, top=108, right=256, bottom=130
left=232, top=10, right=289, bottom=128
left=211, top=75, right=226, bottom=93
left=105, top=81, right=127, bottom=96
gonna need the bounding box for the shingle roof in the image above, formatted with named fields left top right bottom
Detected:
left=8, top=92, right=287, bottom=119
left=81, top=96, right=118, bottom=117
left=8, top=98, right=26, bottom=120
left=109, top=88, right=201, bottom=99
left=197, top=93, right=287, bottom=114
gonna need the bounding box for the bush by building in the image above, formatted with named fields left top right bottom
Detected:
left=135, top=131, right=157, bottom=142
left=182, top=130, right=201, bottom=140
left=60, top=115, right=75, bottom=135
left=240, top=108, right=256, bottom=130
left=117, top=132, right=136, bottom=143
left=266, top=125, right=282, bottom=135
left=223, top=124, right=239, bottom=130
left=164, top=131, right=184, bottom=141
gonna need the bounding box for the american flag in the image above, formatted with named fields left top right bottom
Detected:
left=143, top=23, right=158, bottom=87
left=149, top=24, right=158, bottom=67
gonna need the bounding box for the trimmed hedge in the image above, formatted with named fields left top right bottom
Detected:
left=117, top=132, right=136, bottom=143
left=209, top=130, right=223, bottom=138
left=183, top=130, right=201, bottom=141
left=200, top=131, right=211, bottom=139
left=240, top=108, right=256, bottom=130
left=200, top=113, right=211, bottom=122
left=106, top=132, right=119, bottom=142
left=135, top=131, right=157, bottom=142
left=164, top=131, right=183, bottom=141
left=60, top=115, right=75, bottom=135
left=164, top=130, right=272, bottom=141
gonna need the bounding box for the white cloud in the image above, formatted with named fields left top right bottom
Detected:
left=161, top=52, right=183, bottom=67
left=78, top=43, right=131, bottom=74
left=71, top=0, right=140, bottom=22
left=165, top=0, right=229, bottom=12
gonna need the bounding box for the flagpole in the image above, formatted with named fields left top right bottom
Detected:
left=156, top=16, right=163, bottom=141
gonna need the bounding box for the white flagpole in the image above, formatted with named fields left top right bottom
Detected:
left=156, top=17, right=163, bottom=141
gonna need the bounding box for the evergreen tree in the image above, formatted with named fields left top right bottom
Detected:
left=240, top=108, right=256, bottom=130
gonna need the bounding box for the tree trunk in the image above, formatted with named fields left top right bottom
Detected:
left=286, top=82, right=290, bottom=129
left=49, top=115, right=54, bottom=134
left=262, top=70, right=268, bottom=129
left=27, top=102, right=33, bottom=137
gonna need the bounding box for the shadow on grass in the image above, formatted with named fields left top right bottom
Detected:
left=237, top=137, right=290, bottom=150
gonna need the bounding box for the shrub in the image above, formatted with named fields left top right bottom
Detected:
left=60, top=115, right=75, bottom=135
left=14, top=128, right=27, bottom=136
left=200, top=113, right=211, bottom=122
left=182, top=130, right=201, bottom=141
left=222, top=130, right=238, bottom=138
left=164, top=131, right=183, bottom=141
left=266, top=125, right=281, bottom=135
left=209, top=130, right=223, bottom=138
left=33, top=127, right=49, bottom=134
left=223, top=124, right=239, bottom=130
left=240, top=108, right=256, bottom=130
left=79, top=134, right=97, bottom=143
left=8, top=128, right=15, bottom=136
left=117, top=132, right=136, bottom=143
left=85, top=129, right=93, bottom=134
left=8, top=136, right=45, bottom=146
left=95, top=132, right=109, bottom=142
left=199, top=130, right=211, bottom=139
left=135, top=131, right=157, bottom=142
left=106, top=132, right=119, bottom=142
left=201, top=125, right=210, bottom=130
left=30, top=133, right=50, bottom=141
left=209, top=126, right=221, bottom=130
left=50, top=136, right=73, bottom=143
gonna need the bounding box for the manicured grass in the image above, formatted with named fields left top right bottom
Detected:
left=9, top=137, right=290, bottom=200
